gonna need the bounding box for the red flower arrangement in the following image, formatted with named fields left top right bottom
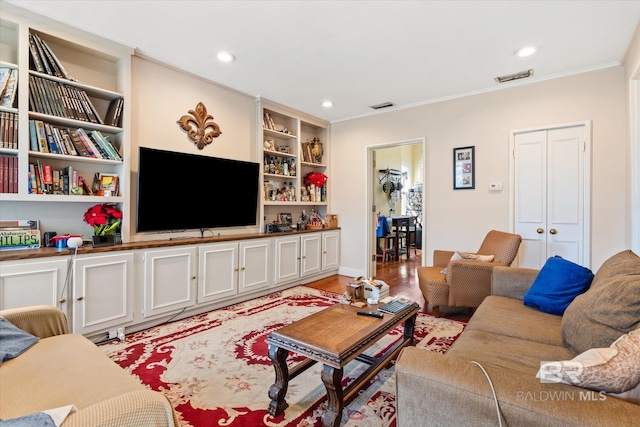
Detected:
left=304, top=172, right=327, bottom=187
left=83, top=203, right=122, bottom=236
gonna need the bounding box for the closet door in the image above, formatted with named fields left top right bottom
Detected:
left=513, top=123, right=590, bottom=269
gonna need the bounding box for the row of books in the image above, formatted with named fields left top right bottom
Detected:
left=28, top=162, right=119, bottom=197
left=0, top=155, right=18, bottom=194
left=0, top=68, right=18, bottom=109
left=29, top=74, right=102, bottom=124
left=263, top=111, right=277, bottom=130
left=0, top=111, right=18, bottom=149
left=28, top=32, right=75, bottom=81
left=300, top=140, right=322, bottom=164
left=29, top=120, right=122, bottom=161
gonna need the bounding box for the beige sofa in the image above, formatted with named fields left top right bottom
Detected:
left=0, top=305, right=180, bottom=426
left=396, top=250, right=640, bottom=426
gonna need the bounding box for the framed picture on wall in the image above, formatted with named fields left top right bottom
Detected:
left=453, top=146, right=475, bottom=190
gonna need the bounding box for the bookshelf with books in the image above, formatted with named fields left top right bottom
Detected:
left=258, top=98, right=330, bottom=230
left=0, top=7, right=133, bottom=241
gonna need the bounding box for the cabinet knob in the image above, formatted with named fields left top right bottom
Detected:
left=537, top=228, right=544, bottom=234
left=59, top=298, right=66, bottom=304
left=77, top=296, right=84, bottom=301
left=234, top=267, right=239, bottom=272
left=191, top=276, right=196, bottom=280
left=241, top=267, right=246, bottom=270
left=549, top=228, right=557, bottom=235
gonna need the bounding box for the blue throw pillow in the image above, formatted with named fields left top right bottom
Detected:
left=524, top=256, right=594, bottom=315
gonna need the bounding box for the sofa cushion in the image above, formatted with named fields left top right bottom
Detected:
left=466, top=295, right=565, bottom=346
left=523, top=256, right=594, bottom=315
left=0, top=334, right=143, bottom=420
left=447, top=329, right=575, bottom=375
left=537, top=328, right=640, bottom=398
left=561, top=250, right=640, bottom=354
left=0, top=317, right=39, bottom=366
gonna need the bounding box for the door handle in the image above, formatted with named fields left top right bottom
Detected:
left=549, top=229, right=557, bottom=235
left=537, top=228, right=544, bottom=234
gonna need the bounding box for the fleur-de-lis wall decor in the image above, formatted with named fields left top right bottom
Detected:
left=177, top=102, right=222, bottom=149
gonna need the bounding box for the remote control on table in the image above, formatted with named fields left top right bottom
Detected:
left=357, top=310, right=384, bottom=319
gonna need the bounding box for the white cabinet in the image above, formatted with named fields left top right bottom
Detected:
left=0, top=257, right=69, bottom=311
left=198, top=239, right=271, bottom=304
left=274, top=230, right=339, bottom=285
left=141, top=246, right=197, bottom=318
left=322, top=230, right=340, bottom=271
left=300, top=233, right=322, bottom=278
left=274, top=235, right=300, bottom=285
left=72, top=252, right=133, bottom=334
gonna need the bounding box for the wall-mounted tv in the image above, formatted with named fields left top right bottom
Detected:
left=136, top=147, right=260, bottom=233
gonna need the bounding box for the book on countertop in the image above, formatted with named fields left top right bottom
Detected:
left=0, top=228, right=41, bottom=250
left=0, top=220, right=39, bottom=230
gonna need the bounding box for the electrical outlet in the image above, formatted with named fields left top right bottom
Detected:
left=108, top=329, right=117, bottom=339
left=117, top=327, right=125, bottom=341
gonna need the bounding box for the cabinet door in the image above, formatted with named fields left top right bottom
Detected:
left=274, top=235, right=300, bottom=285
left=142, top=247, right=197, bottom=318
left=301, top=234, right=322, bottom=277
left=322, top=230, right=340, bottom=272
left=198, top=242, right=238, bottom=304
left=0, top=258, right=69, bottom=312
left=73, top=252, right=133, bottom=334
left=238, top=239, right=271, bottom=293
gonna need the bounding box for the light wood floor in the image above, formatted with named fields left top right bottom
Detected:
left=305, top=249, right=471, bottom=321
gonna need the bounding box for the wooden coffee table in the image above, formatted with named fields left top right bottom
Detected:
left=266, top=301, right=419, bottom=427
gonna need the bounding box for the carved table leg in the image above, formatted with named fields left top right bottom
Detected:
left=267, top=344, right=290, bottom=416
left=404, top=313, right=418, bottom=345
left=320, top=364, right=344, bottom=427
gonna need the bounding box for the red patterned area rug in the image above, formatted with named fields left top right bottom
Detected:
left=101, top=286, right=466, bottom=427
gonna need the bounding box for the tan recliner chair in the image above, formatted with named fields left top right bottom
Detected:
left=417, top=230, right=522, bottom=317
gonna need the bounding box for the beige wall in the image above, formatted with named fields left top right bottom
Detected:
left=331, top=67, right=628, bottom=273
left=129, top=56, right=258, bottom=241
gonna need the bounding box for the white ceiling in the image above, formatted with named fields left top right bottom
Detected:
left=5, top=0, right=640, bottom=123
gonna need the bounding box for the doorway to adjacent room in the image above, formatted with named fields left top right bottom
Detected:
left=367, top=138, right=426, bottom=279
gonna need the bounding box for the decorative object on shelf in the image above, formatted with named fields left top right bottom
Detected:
left=83, top=202, right=123, bottom=247
left=453, top=146, right=475, bottom=190
left=310, top=137, right=323, bottom=163
left=304, top=171, right=327, bottom=203
left=177, top=102, right=221, bottom=150
left=263, top=139, right=275, bottom=150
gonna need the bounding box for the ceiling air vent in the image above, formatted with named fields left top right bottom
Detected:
left=494, top=69, right=534, bottom=83
left=370, top=102, right=395, bottom=110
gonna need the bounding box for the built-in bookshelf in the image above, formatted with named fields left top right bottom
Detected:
left=258, top=98, right=330, bottom=229
left=0, top=6, right=133, bottom=240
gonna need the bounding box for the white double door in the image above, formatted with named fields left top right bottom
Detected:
left=512, top=122, right=591, bottom=269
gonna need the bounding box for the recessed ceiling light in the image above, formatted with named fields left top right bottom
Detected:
left=516, top=46, right=536, bottom=57
left=322, top=101, right=333, bottom=108
left=217, top=51, right=235, bottom=62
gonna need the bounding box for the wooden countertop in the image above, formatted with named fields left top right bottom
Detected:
left=0, top=227, right=340, bottom=262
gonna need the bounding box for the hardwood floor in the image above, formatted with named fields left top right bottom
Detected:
left=306, top=249, right=471, bottom=321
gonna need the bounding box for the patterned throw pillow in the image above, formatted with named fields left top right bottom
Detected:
left=537, top=328, right=640, bottom=399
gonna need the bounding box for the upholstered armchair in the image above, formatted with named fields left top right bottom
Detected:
left=417, top=230, right=522, bottom=317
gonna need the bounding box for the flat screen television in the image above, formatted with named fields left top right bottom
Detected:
left=136, top=147, right=260, bottom=233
